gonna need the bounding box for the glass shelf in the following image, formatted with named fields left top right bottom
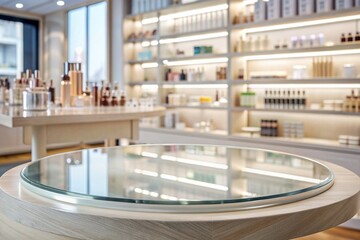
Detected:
left=21, top=145, right=334, bottom=213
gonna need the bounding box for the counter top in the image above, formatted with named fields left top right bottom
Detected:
left=0, top=106, right=165, bottom=127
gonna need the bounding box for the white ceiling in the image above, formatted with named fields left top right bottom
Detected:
left=0, top=0, right=88, bottom=15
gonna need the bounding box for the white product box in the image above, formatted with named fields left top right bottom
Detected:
left=267, top=0, right=282, bottom=20
left=335, top=0, right=353, bottom=10
left=283, top=0, right=298, bottom=18
left=316, top=0, right=334, bottom=13
left=298, top=0, right=315, bottom=15
left=254, top=0, right=267, bottom=22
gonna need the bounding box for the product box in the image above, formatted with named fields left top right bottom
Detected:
left=316, top=0, right=334, bottom=13
left=298, top=0, right=315, bottom=15
left=267, top=0, right=282, bottom=20
left=254, top=0, right=267, bottom=22
left=335, top=0, right=353, bottom=10
left=282, top=0, right=298, bottom=18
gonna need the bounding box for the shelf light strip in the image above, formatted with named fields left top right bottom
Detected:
left=141, top=62, right=158, bottom=68
left=244, top=49, right=360, bottom=60
left=159, top=32, right=228, bottom=44
left=163, top=57, right=228, bottom=66
left=248, top=83, right=360, bottom=89
left=242, top=168, right=321, bottom=184
left=159, top=4, right=228, bottom=21
left=162, top=84, right=228, bottom=89
left=141, top=17, right=159, bottom=25
left=242, top=14, right=360, bottom=34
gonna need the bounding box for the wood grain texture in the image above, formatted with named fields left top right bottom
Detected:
left=0, top=161, right=358, bottom=240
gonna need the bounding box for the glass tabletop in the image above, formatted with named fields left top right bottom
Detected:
left=21, top=145, right=334, bottom=211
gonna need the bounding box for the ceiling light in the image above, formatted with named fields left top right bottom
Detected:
left=15, top=3, right=23, bottom=9
left=57, top=1, right=65, bottom=6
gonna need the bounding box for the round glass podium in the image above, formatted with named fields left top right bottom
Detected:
left=21, top=145, right=334, bottom=213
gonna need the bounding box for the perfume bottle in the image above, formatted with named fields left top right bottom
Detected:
left=60, top=62, right=71, bottom=108
left=92, top=82, right=99, bottom=106
left=48, top=80, right=55, bottom=104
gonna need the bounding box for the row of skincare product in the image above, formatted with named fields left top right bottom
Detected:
left=260, top=119, right=278, bottom=137
left=240, top=92, right=256, bottom=107
left=172, top=10, right=227, bottom=34
left=264, top=89, right=306, bottom=110
left=312, top=57, right=333, bottom=77
left=340, top=32, right=360, bottom=43
left=339, top=135, right=359, bottom=145
left=284, top=121, right=304, bottom=138
left=132, top=0, right=171, bottom=14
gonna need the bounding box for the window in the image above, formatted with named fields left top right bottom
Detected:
left=68, top=2, right=107, bottom=86
left=0, top=15, right=39, bottom=78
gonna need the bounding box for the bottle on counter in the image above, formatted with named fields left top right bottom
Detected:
left=119, top=91, right=126, bottom=106
left=48, top=80, right=55, bottom=104
left=75, top=63, right=83, bottom=95
left=92, top=83, right=99, bottom=106
left=9, top=78, right=23, bottom=106
left=68, top=62, right=77, bottom=97
left=60, top=62, right=71, bottom=108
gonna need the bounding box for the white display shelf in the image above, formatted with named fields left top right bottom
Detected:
left=231, top=107, right=360, bottom=116
left=0, top=68, right=17, bottom=75
left=164, top=104, right=227, bottom=110
left=142, top=126, right=228, bottom=137
left=125, top=0, right=224, bottom=20
left=125, top=37, right=157, bottom=44
left=128, top=81, right=158, bottom=86
left=230, top=133, right=360, bottom=155
left=162, top=53, right=228, bottom=62
left=0, top=37, right=18, bottom=45
left=231, top=7, right=360, bottom=31
left=125, top=59, right=158, bottom=65
left=231, top=43, right=360, bottom=58
left=140, top=127, right=360, bottom=155
left=160, top=27, right=228, bottom=40
left=160, top=81, right=227, bottom=85
left=231, top=78, right=360, bottom=85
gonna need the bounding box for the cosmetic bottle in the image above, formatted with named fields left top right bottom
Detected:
left=264, top=90, right=269, bottom=108
left=268, top=90, right=273, bottom=108
left=180, top=69, right=186, bottom=81
left=48, top=80, right=55, bottom=104
left=9, top=79, right=23, bottom=106
left=301, top=90, right=306, bottom=109
left=341, top=33, right=346, bottom=43
left=100, top=80, right=105, bottom=98
left=60, top=62, right=71, bottom=108
left=166, top=69, right=172, bottom=81
left=119, top=91, right=126, bottom=106
left=347, top=33, right=353, bottom=42
left=76, top=63, right=83, bottom=95
left=4, top=78, right=9, bottom=103
left=92, top=82, right=99, bottom=106
left=26, top=69, right=32, bottom=81
left=0, top=80, right=4, bottom=103
left=68, top=62, right=78, bottom=97
left=355, top=32, right=360, bottom=41
left=262, top=35, right=269, bottom=50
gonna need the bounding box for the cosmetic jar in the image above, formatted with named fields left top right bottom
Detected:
left=23, top=87, right=49, bottom=111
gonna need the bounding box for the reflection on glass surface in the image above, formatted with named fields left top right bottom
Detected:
left=21, top=145, right=333, bottom=205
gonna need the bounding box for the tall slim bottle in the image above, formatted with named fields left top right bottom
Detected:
left=76, top=63, right=83, bottom=95
left=61, top=63, right=71, bottom=108
left=68, top=62, right=78, bottom=97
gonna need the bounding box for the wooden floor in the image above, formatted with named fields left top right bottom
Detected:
left=0, top=146, right=359, bottom=240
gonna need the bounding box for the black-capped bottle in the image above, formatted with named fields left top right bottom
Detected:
left=48, top=80, right=55, bottom=103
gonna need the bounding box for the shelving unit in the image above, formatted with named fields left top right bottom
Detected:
left=123, top=0, right=360, bottom=155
